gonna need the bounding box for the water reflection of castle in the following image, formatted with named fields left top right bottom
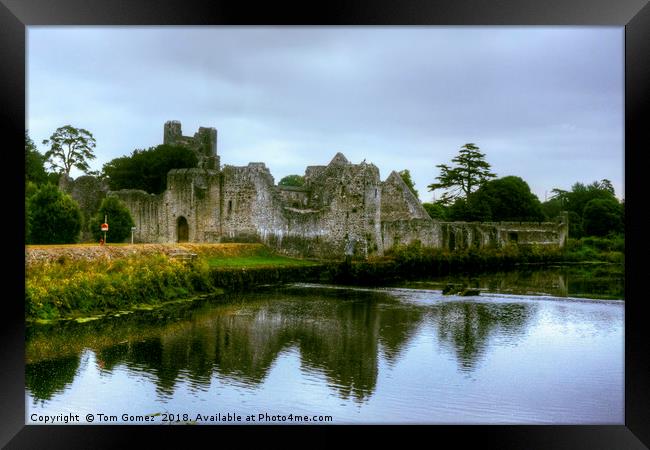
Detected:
left=26, top=288, right=536, bottom=402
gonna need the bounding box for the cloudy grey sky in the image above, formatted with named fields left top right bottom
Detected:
left=27, top=26, right=624, bottom=202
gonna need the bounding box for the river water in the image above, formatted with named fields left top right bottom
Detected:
left=26, top=266, right=624, bottom=425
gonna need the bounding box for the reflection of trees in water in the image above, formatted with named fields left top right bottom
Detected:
left=433, top=265, right=624, bottom=299
left=27, top=288, right=425, bottom=402
left=431, top=302, right=534, bottom=372
left=377, top=306, right=425, bottom=365
left=295, top=299, right=380, bottom=401
left=26, top=291, right=536, bottom=400
left=26, top=354, right=80, bottom=401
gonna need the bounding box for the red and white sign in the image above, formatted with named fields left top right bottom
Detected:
left=101, top=223, right=109, bottom=231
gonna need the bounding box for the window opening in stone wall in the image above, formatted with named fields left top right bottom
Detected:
left=227, top=200, right=232, bottom=217
left=508, top=232, right=519, bottom=242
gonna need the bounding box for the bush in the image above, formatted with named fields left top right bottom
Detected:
left=26, top=184, right=82, bottom=244
left=90, top=196, right=135, bottom=243
left=562, top=236, right=624, bottom=262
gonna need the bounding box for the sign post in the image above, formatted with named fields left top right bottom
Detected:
left=101, top=214, right=109, bottom=244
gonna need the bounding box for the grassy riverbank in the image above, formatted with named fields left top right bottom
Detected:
left=25, top=244, right=325, bottom=321
left=26, top=254, right=215, bottom=321
left=25, top=239, right=623, bottom=321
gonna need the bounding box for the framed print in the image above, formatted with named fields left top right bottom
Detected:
left=2, top=0, right=648, bottom=447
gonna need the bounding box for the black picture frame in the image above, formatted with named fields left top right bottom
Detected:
left=2, top=0, right=648, bottom=447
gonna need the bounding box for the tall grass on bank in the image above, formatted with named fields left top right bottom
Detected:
left=26, top=253, right=215, bottom=321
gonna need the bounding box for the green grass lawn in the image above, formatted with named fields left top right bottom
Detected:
left=206, top=254, right=320, bottom=268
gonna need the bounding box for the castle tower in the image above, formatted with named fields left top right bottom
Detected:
left=195, top=127, right=219, bottom=170
left=163, top=120, right=220, bottom=170
left=163, top=120, right=183, bottom=145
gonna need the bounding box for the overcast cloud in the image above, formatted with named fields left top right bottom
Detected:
left=27, top=26, right=624, bottom=202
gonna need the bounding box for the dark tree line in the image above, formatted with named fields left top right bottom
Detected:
left=541, top=180, right=623, bottom=238
left=102, top=144, right=198, bottom=194
left=419, top=143, right=623, bottom=238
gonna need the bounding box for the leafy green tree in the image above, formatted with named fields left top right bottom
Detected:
left=427, top=143, right=496, bottom=205
left=278, top=174, right=305, bottom=187
left=470, top=176, right=545, bottom=222
left=42, top=125, right=97, bottom=177
left=25, top=131, right=49, bottom=185
left=583, top=198, right=623, bottom=237
left=422, top=202, right=448, bottom=220
left=90, top=196, right=135, bottom=243
left=398, top=169, right=418, bottom=199
left=542, top=179, right=619, bottom=238
left=26, top=184, right=82, bottom=244
left=446, top=196, right=492, bottom=222
left=567, top=211, right=583, bottom=238
left=103, top=144, right=198, bottom=194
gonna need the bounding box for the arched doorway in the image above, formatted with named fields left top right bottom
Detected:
left=177, top=216, right=189, bottom=242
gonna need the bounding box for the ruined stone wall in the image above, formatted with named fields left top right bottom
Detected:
left=381, top=219, right=440, bottom=250
left=377, top=170, right=438, bottom=252
left=110, top=190, right=164, bottom=243
left=163, top=169, right=221, bottom=242
left=380, top=171, right=431, bottom=222
left=277, top=186, right=309, bottom=208
left=436, top=220, right=568, bottom=251
left=220, top=163, right=287, bottom=243
left=112, top=168, right=221, bottom=243
left=300, top=153, right=384, bottom=258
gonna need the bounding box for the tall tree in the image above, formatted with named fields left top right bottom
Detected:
left=470, top=176, right=545, bottom=222
left=427, top=143, right=496, bottom=205
left=42, top=125, right=97, bottom=176
left=398, top=169, right=419, bottom=199
left=25, top=131, right=49, bottom=185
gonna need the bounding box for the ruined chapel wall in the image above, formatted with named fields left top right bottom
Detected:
left=301, top=157, right=384, bottom=258
left=163, top=169, right=221, bottom=242
left=110, top=190, right=164, bottom=243
left=380, top=171, right=431, bottom=222
left=220, top=164, right=287, bottom=242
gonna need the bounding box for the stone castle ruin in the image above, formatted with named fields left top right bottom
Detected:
left=79, top=121, right=568, bottom=259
